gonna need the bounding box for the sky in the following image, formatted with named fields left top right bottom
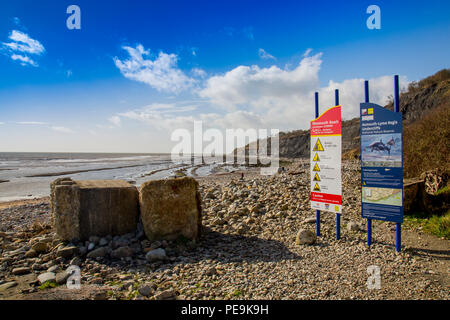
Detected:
left=0, top=0, right=449, bottom=153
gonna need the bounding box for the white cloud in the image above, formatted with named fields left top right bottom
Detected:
left=191, top=68, right=207, bottom=78
left=199, top=53, right=322, bottom=111
left=111, top=48, right=409, bottom=144
left=303, top=48, right=313, bottom=57
left=3, top=30, right=45, bottom=55
left=2, top=30, right=45, bottom=67
left=10, top=54, right=37, bottom=67
left=51, top=126, right=74, bottom=133
left=258, top=48, right=276, bottom=60
left=16, top=121, right=48, bottom=125
left=197, top=52, right=409, bottom=131
left=117, top=102, right=200, bottom=130
left=114, top=44, right=195, bottom=93
left=108, top=115, right=121, bottom=127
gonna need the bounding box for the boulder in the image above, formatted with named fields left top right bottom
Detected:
left=87, top=247, right=110, bottom=258
left=31, top=242, right=48, bottom=253
left=138, top=284, right=155, bottom=297
left=295, top=229, right=316, bottom=245
left=111, top=246, right=134, bottom=259
left=56, top=271, right=70, bottom=285
left=38, top=272, right=56, bottom=284
left=139, top=177, right=202, bottom=241
left=145, top=248, right=166, bottom=262
left=51, top=178, right=139, bottom=241
left=56, top=246, right=79, bottom=258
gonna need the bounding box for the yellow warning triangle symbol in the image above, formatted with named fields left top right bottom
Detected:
left=313, top=183, right=321, bottom=191
left=313, top=173, right=321, bottom=181
left=313, top=153, right=320, bottom=162
left=313, top=138, right=324, bottom=152
left=313, top=163, right=320, bottom=172
left=363, top=181, right=366, bottom=186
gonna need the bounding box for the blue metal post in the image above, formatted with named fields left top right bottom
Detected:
left=315, top=92, right=320, bottom=237
left=394, top=75, right=402, bottom=252
left=365, top=80, right=372, bottom=247
left=335, top=89, right=341, bottom=240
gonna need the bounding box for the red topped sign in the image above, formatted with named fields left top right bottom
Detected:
left=310, top=106, right=342, bottom=136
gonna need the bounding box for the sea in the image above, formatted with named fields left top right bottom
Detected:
left=0, top=152, right=241, bottom=202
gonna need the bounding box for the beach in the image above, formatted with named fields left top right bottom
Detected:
left=0, top=159, right=448, bottom=300
left=0, top=152, right=245, bottom=202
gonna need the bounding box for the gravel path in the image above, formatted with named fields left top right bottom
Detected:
left=0, top=160, right=448, bottom=300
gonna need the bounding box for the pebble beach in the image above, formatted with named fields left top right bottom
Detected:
left=0, top=159, right=448, bottom=300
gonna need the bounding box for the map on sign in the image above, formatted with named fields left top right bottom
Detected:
left=360, top=102, right=403, bottom=223
left=310, top=105, right=342, bottom=213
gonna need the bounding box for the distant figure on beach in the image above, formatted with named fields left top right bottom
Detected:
left=240, top=172, right=244, bottom=180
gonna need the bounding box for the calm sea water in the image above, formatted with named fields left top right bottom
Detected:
left=0, top=152, right=230, bottom=202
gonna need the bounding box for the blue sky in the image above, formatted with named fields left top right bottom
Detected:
left=0, top=0, right=449, bottom=152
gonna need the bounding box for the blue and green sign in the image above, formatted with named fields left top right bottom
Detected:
left=360, top=103, right=403, bottom=223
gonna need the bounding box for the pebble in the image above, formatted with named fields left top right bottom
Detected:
left=12, top=267, right=31, bottom=275
left=37, top=272, right=56, bottom=284
left=0, top=281, right=18, bottom=292
left=87, top=247, right=109, bottom=258
left=145, top=248, right=166, bottom=262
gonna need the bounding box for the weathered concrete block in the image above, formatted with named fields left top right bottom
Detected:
left=51, top=178, right=139, bottom=241
left=139, top=177, right=202, bottom=241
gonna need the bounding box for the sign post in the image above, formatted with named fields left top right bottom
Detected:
left=311, top=94, right=342, bottom=235
left=335, top=89, right=341, bottom=240
left=360, top=76, right=403, bottom=252
left=315, top=92, right=320, bottom=237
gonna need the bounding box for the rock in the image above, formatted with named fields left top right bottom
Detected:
left=38, top=272, right=56, bottom=284
left=57, top=246, right=79, bottom=258
left=304, top=217, right=316, bottom=224
left=50, top=178, right=139, bottom=241
left=25, top=249, right=38, bottom=258
left=89, top=236, right=100, bottom=244
left=139, top=177, right=202, bottom=241
left=145, top=248, right=166, bottom=262
left=99, top=238, right=109, bottom=246
left=56, top=271, right=70, bottom=285
left=149, top=241, right=162, bottom=250
left=206, top=266, right=217, bottom=276
left=78, top=246, right=87, bottom=256
left=0, top=281, right=18, bottom=292
left=32, top=263, right=44, bottom=271
left=90, top=290, right=107, bottom=300
left=111, top=246, right=134, bottom=259
left=67, top=258, right=80, bottom=268
left=12, top=267, right=31, bottom=275
left=47, top=265, right=59, bottom=273
left=87, top=243, right=95, bottom=251
left=347, top=222, right=361, bottom=232
left=31, top=242, right=48, bottom=253
left=154, top=289, right=176, bottom=300
left=87, top=247, right=110, bottom=258
left=295, top=229, right=316, bottom=245
left=138, top=284, right=154, bottom=297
